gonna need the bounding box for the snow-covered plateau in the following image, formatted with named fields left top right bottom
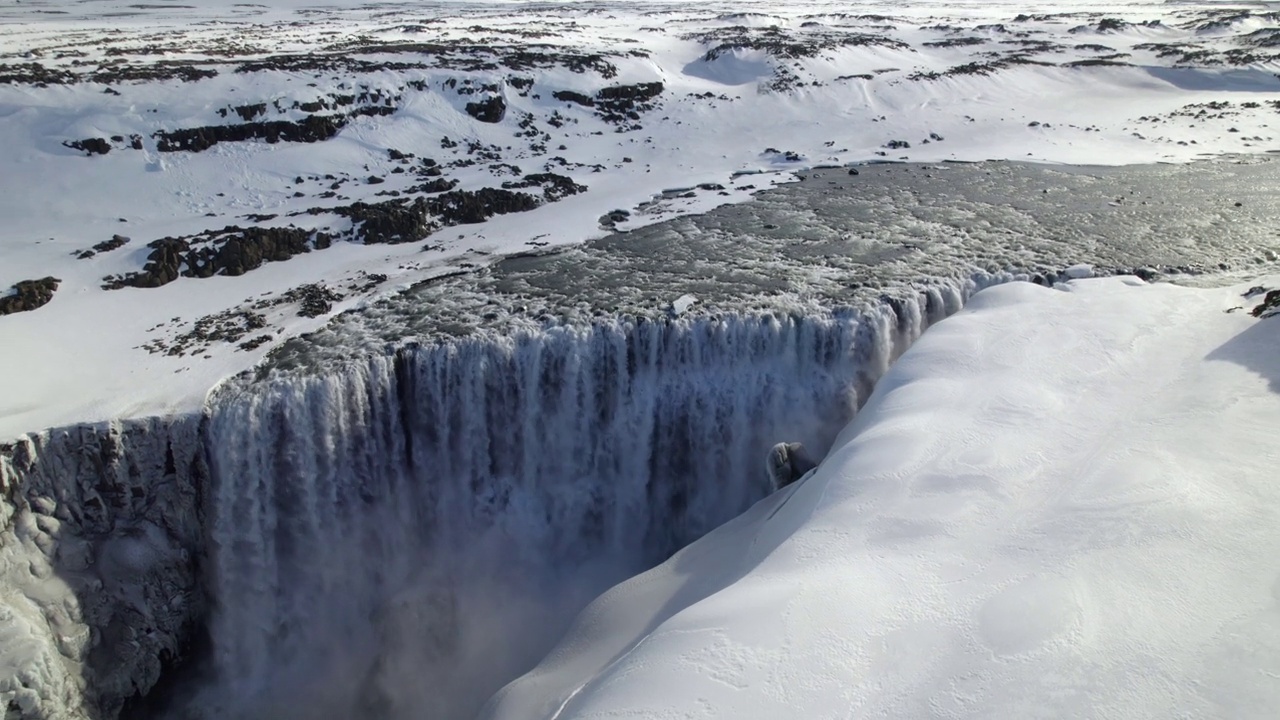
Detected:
left=1, top=0, right=1280, bottom=718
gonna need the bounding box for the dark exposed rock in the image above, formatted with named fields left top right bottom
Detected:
left=1065, top=58, right=1133, bottom=68
left=594, top=82, right=664, bottom=125
left=99, top=234, right=131, bottom=252
left=235, top=54, right=428, bottom=76
left=347, top=271, right=388, bottom=294
left=429, top=187, right=540, bottom=225
left=326, top=186, right=543, bottom=244
left=64, top=138, right=112, bottom=156
left=113, top=237, right=189, bottom=288
left=76, top=235, right=131, bottom=259
left=552, top=90, right=595, bottom=107
left=103, top=226, right=328, bottom=289
left=599, top=208, right=631, bottom=227
left=1252, top=289, right=1280, bottom=318
left=922, top=37, right=986, bottom=48
left=693, top=26, right=908, bottom=62
left=206, top=227, right=324, bottom=277
left=238, top=334, right=275, bottom=351
left=156, top=115, right=342, bottom=152
left=410, top=178, right=460, bottom=194
left=0, top=62, right=75, bottom=85
left=330, top=199, right=437, bottom=244
left=154, top=106, right=395, bottom=153
left=0, top=277, right=61, bottom=315
left=217, top=103, right=267, bottom=121
left=90, top=63, right=217, bottom=84
left=464, top=94, right=507, bottom=123
left=163, top=310, right=267, bottom=353
left=500, top=172, right=587, bottom=201
left=283, top=283, right=344, bottom=318
left=553, top=83, right=663, bottom=127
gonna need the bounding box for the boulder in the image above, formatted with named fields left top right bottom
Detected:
left=0, top=277, right=60, bottom=315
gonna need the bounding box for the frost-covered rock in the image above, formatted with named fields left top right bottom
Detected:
left=0, top=418, right=206, bottom=719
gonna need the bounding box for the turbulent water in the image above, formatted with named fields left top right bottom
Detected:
left=7, top=159, right=1280, bottom=720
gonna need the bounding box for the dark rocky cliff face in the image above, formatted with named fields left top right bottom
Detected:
left=1, top=417, right=207, bottom=719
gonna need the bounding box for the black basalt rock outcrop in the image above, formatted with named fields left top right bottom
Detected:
left=500, top=172, right=587, bottom=201
left=594, top=82, right=664, bottom=124
left=0, top=277, right=61, bottom=315
left=104, top=226, right=328, bottom=289
left=64, top=138, right=112, bottom=156
left=428, top=187, right=540, bottom=225
left=331, top=199, right=437, bottom=245
left=154, top=106, right=395, bottom=153
left=154, top=115, right=347, bottom=152
left=465, top=94, right=507, bottom=123
left=552, top=89, right=595, bottom=107
left=0, top=62, right=75, bottom=86
left=76, top=235, right=131, bottom=260
left=205, top=227, right=323, bottom=278
left=1252, top=289, right=1280, bottom=318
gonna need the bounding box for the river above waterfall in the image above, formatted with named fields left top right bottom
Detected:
left=263, top=157, right=1280, bottom=373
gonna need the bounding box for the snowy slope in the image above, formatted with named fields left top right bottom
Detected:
left=5, top=0, right=1280, bottom=437
left=483, top=276, right=1280, bottom=719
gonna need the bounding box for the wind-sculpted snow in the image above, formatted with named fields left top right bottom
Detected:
left=194, top=284, right=983, bottom=720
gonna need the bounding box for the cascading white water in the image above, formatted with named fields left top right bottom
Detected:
left=193, top=278, right=992, bottom=720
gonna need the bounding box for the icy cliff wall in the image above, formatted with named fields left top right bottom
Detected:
left=0, top=418, right=206, bottom=720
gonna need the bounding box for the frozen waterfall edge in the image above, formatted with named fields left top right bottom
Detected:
left=0, top=272, right=1012, bottom=720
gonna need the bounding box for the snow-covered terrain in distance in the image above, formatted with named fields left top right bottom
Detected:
left=4, top=0, right=1280, bottom=437
left=484, top=275, right=1280, bottom=720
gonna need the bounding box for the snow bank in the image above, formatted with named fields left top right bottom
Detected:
left=483, top=276, right=1280, bottom=719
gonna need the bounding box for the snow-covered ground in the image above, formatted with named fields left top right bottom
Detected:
left=5, top=0, right=1280, bottom=437
left=484, top=275, right=1280, bottom=719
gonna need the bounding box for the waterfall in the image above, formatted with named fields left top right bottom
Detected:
left=193, top=275, right=996, bottom=719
